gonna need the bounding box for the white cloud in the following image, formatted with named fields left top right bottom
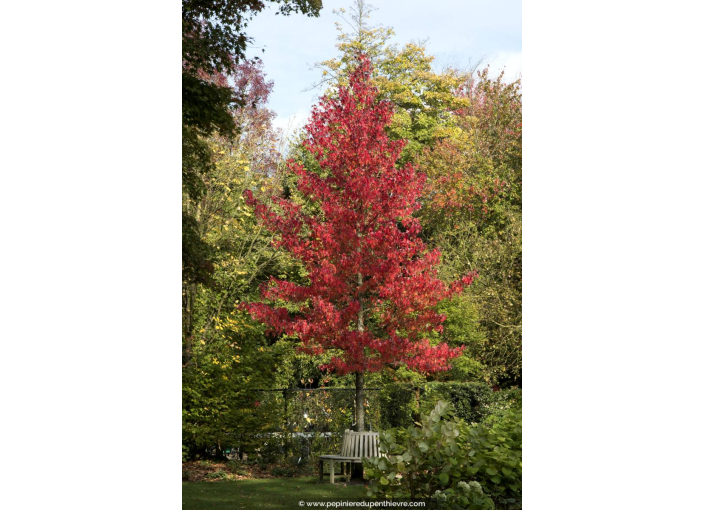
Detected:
left=273, top=109, right=310, bottom=138
left=271, top=109, right=311, bottom=156
left=487, top=51, right=522, bottom=82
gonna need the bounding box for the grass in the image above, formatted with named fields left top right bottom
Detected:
left=183, top=477, right=369, bottom=509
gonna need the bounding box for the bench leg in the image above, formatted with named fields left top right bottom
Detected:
left=347, top=462, right=352, bottom=483
left=319, top=460, right=323, bottom=483
left=329, top=460, right=335, bottom=484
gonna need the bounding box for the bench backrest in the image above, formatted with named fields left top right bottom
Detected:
left=340, top=430, right=380, bottom=458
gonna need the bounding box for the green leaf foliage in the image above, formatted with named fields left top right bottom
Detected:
left=312, top=0, right=469, bottom=164
left=379, top=382, right=520, bottom=429
left=365, top=401, right=521, bottom=509
left=432, top=481, right=496, bottom=510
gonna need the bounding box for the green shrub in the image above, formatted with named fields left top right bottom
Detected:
left=365, top=401, right=522, bottom=509
left=257, top=439, right=285, bottom=464
left=432, top=481, right=495, bottom=510
left=421, top=382, right=493, bottom=424
left=464, top=410, right=522, bottom=509
left=204, top=470, right=231, bottom=481
left=271, top=466, right=296, bottom=477
left=285, top=455, right=307, bottom=468
left=379, top=382, right=501, bottom=430
left=379, top=384, right=417, bottom=428
left=485, top=389, right=521, bottom=419
left=365, top=401, right=468, bottom=500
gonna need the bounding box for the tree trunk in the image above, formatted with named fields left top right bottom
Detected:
left=355, top=372, right=365, bottom=432
left=352, top=273, right=366, bottom=480
left=351, top=371, right=365, bottom=480
left=182, top=282, right=195, bottom=365
left=355, top=271, right=365, bottom=432
left=213, top=440, right=227, bottom=461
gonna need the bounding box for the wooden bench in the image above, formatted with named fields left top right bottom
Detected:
left=318, top=430, right=380, bottom=483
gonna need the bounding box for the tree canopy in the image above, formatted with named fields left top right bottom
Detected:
left=182, top=0, right=522, bottom=461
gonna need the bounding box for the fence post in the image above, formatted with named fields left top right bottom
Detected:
left=284, top=389, right=290, bottom=458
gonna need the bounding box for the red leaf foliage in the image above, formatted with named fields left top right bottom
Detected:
left=242, top=56, right=474, bottom=375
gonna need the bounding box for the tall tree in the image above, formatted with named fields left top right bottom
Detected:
left=182, top=61, right=296, bottom=459
left=182, top=0, right=322, bottom=362
left=419, top=68, right=522, bottom=384
left=182, top=59, right=289, bottom=363
left=182, top=0, right=322, bottom=294
left=242, top=56, right=473, bottom=432
left=183, top=0, right=322, bottom=75
left=311, top=0, right=468, bottom=163
left=182, top=0, right=322, bottom=157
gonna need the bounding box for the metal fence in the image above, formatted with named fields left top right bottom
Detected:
left=225, top=387, right=383, bottom=463
left=220, top=382, right=509, bottom=464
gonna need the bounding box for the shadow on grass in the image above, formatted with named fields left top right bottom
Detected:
left=183, top=476, right=369, bottom=510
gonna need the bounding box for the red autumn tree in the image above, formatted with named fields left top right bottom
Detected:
left=242, top=55, right=474, bottom=431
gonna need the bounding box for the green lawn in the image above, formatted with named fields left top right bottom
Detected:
left=183, top=477, right=369, bottom=509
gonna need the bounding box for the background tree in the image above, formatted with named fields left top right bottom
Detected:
left=242, top=56, right=474, bottom=434
left=311, top=0, right=469, bottom=163
left=182, top=0, right=323, bottom=359
left=419, top=68, right=522, bottom=384
left=182, top=61, right=303, bottom=458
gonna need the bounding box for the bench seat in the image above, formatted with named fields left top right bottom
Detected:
left=318, top=431, right=379, bottom=483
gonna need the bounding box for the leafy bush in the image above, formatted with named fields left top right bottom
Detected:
left=257, top=436, right=287, bottom=464
left=365, top=401, right=522, bottom=509
left=485, top=389, right=521, bottom=419
left=204, top=470, right=231, bottom=481
left=183, top=375, right=519, bottom=472
left=271, top=466, right=296, bottom=477
left=432, top=481, right=495, bottom=510
left=285, top=455, right=306, bottom=468
left=365, top=401, right=468, bottom=500
left=464, top=411, right=522, bottom=509
left=379, top=383, right=417, bottom=428
left=379, top=382, right=507, bottom=430
left=421, top=382, right=493, bottom=424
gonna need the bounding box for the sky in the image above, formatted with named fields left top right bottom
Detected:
left=246, top=0, right=522, bottom=135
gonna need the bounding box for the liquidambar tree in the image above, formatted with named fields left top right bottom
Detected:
left=242, top=56, right=473, bottom=432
